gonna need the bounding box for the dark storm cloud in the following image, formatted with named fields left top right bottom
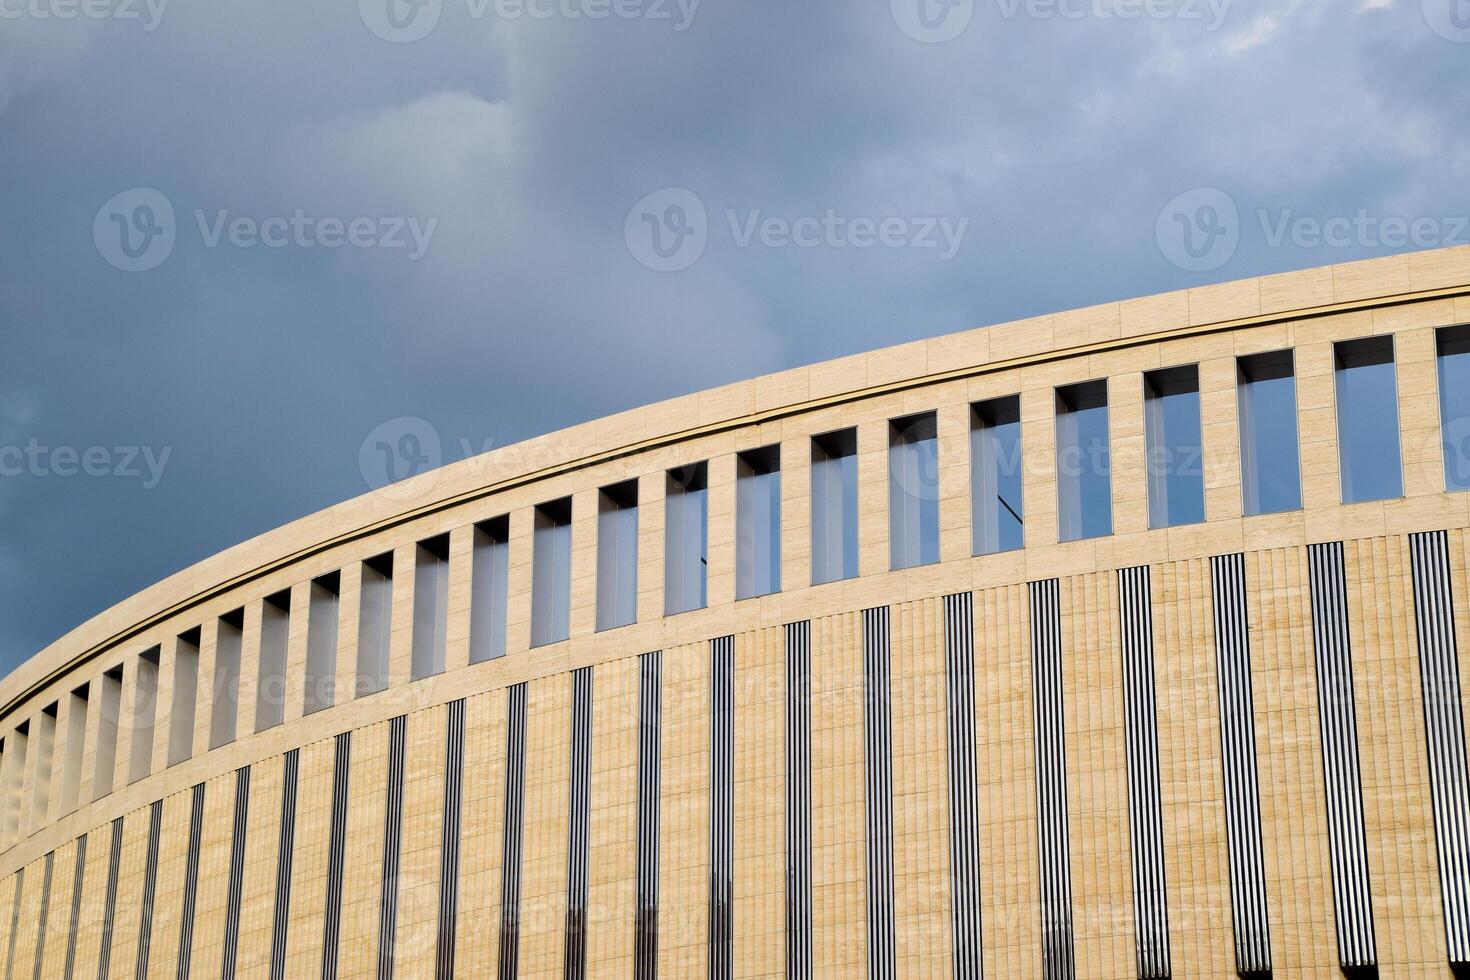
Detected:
left=1, top=0, right=1467, bottom=672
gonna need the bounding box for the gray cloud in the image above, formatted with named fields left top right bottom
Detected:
left=1, top=0, right=1467, bottom=672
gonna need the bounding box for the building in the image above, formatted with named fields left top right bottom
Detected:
left=3, top=246, right=1470, bottom=980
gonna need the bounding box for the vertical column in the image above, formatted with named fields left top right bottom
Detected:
left=585, top=659, right=637, bottom=979
left=283, top=739, right=335, bottom=975
left=708, top=638, right=734, bottom=980
left=498, top=684, right=529, bottom=980
left=145, top=788, right=193, bottom=976
left=437, top=700, right=467, bottom=980
left=445, top=526, right=475, bottom=673
left=220, top=767, right=252, bottom=980
left=1306, top=541, right=1377, bottom=970
left=810, top=612, right=867, bottom=976
left=41, top=839, right=79, bottom=979
left=1410, top=531, right=1470, bottom=966
left=320, top=734, right=352, bottom=980
left=103, top=806, right=150, bottom=979
left=565, top=671, right=594, bottom=980
left=520, top=675, right=572, bottom=979
left=784, top=622, right=812, bottom=979
left=377, top=715, right=409, bottom=979
left=1346, top=535, right=1454, bottom=972
left=943, top=592, right=983, bottom=979
left=779, top=434, right=810, bottom=594
left=235, top=755, right=284, bottom=977
left=184, top=770, right=235, bottom=980
left=1029, top=579, right=1076, bottom=980
left=192, top=623, right=220, bottom=760
left=338, top=722, right=390, bottom=979
left=393, top=705, right=449, bottom=978
left=333, top=563, right=364, bottom=708
left=175, top=783, right=207, bottom=979
left=862, top=606, right=896, bottom=980
left=1207, top=553, right=1272, bottom=975
left=268, top=749, right=302, bottom=980
left=65, top=825, right=110, bottom=980
left=635, top=652, right=661, bottom=979
left=1116, top=567, right=1170, bottom=980
left=890, top=598, right=954, bottom=974
left=658, top=642, right=709, bottom=979
left=388, top=543, right=418, bottom=692
left=456, top=689, right=507, bottom=976
left=857, top=423, right=888, bottom=580
left=1247, top=545, right=1348, bottom=976
left=1150, top=557, right=1238, bottom=977
left=283, top=581, right=312, bottom=725
left=1061, top=573, right=1135, bottom=979
left=731, top=626, right=784, bottom=978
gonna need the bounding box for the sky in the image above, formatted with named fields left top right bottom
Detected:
left=1, top=0, right=1468, bottom=676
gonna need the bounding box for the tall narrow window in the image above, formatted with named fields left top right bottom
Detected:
left=31, top=703, right=56, bottom=826
left=1335, top=336, right=1403, bottom=504
left=531, top=498, right=573, bottom=648
left=211, top=610, right=243, bottom=749
left=130, top=646, right=161, bottom=783
left=597, top=481, right=639, bottom=631
left=1056, top=380, right=1112, bottom=542
left=471, top=517, right=510, bottom=664
left=59, top=684, right=88, bottom=814
left=256, top=590, right=290, bottom=731
left=93, top=667, right=121, bottom=799
left=811, top=428, right=859, bottom=585
left=1237, top=351, right=1302, bottom=516
left=1144, top=365, right=1206, bottom=529
left=1437, top=324, right=1470, bottom=492
left=305, top=572, right=340, bottom=714
left=412, top=534, right=450, bottom=681
left=356, top=553, right=394, bottom=697
left=168, top=628, right=201, bottom=766
left=736, top=446, right=781, bottom=600
left=889, top=413, right=939, bottom=570
left=971, top=396, right=1024, bottom=556
left=665, top=463, right=708, bottom=616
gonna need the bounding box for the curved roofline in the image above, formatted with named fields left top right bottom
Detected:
left=5, top=246, right=1470, bottom=716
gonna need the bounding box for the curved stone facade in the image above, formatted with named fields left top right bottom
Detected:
left=3, top=247, right=1470, bottom=978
